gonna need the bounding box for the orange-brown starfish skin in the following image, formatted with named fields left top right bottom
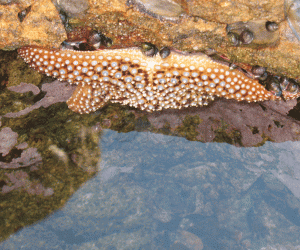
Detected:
left=18, top=45, right=282, bottom=114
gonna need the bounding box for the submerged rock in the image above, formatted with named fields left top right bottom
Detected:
left=126, top=0, right=187, bottom=22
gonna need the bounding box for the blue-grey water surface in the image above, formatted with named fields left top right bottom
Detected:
left=1, top=129, right=300, bottom=250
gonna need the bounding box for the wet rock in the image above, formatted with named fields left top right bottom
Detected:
left=52, top=0, right=89, bottom=18
left=127, top=0, right=187, bottom=22
left=0, top=147, right=42, bottom=169
left=1, top=171, right=29, bottom=193
left=0, top=0, right=299, bottom=80
left=0, top=0, right=14, bottom=4
left=226, top=20, right=280, bottom=48
left=285, top=0, right=300, bottom=41
left=146, top=98, right=300, bottom=147
left=176, top=230, right=204, bottom=250
left=20, top=0, right=67, bottom=46
left=0, top=0, right=34, bottom=6
left=26, top=182, right=54, bottom=196
left=187, top=0, right=284, bottom=23
left=0, top=127, right=18, bottom=156
left=15, top=142, right=28, bottom=149
left=4, top=130, right=300, bottom=248
left=0, top=4, right=23, bottom=49
left=17, top=5, right=31, bottom=22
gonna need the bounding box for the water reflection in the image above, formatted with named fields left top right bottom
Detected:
left=1, top=129, right=300, bottom=250
left=0, top=105, right=101, bottom=242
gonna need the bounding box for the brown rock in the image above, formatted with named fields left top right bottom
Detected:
left=82, top=0, right=298, bottom=79
left=2, top=0, right=300, bottom=93
left=0, top=4, right=23, bottom=49
left=146, top=98, right=300, bottom=147
left=187, top=0, right=284, bottom=23
left=20, top=0, right=67, bottom=47
left=0, top=0, right=66, bottom=49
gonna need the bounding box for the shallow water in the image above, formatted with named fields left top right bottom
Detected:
left=1, top=129, right=300, bottom=250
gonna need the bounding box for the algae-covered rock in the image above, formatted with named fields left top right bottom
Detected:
left=0, top=104, right=102, bottom=242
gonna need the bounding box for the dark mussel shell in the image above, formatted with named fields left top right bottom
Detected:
left=18, top=5, right=31, bottom=22
left=227, top=32, right=240, bottom=46
left=251, top=65, right=266, bottom=77
left=263, top=76, right=282, bottom=97
left=239, top=30, right=254, bottom=45
left=266, top=21, right=279, bottom=32
left=280, top=77, right=300, bottom=94
left=141, top=42, right=159, bottom=57
left=159, top=47, right=171, bottom=59
left=87, top=31, right=113, bottom=49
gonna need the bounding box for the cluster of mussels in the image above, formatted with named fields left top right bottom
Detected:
left=61, top=28, right=113, bottom=51
left=221, top=62, right=300, bottom=101
left=253, top=67, right=300, bottom=100
left=227, top=20, right=279, bottom=48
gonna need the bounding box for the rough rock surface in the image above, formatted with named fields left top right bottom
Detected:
left=0, top=0, right=66, bottom=49
left=1, top=0, right=300, bottom=79
left=1, top=170, right=54, bottom=196
left=145, top=98, right=300, bottom=147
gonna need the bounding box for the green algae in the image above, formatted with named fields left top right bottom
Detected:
left=213, top=120, right=243, bottom=146
left=0, top=89, right=36, bottom=115
left=156, top=122, right=173, bottom=136
left=0, top=50, right=42, bottom=88
left=175, top=115, right=202, bottom=141
left=97, top=103, right=137, bottom=132
left=0, top=103, right=102, bottom=242
left=253, top=133, right=274, bottom=147
left=0, top=50, right=44, bottom=115
left=135, top=115, right=152, bottom=132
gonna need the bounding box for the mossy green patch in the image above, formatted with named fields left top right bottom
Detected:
left=0, top=50, right=42, bottom=87
left=156, top=122, right=173, bottom=136
left=253, top=133, right=274, bottom=147
left=175, top=115, right=202, bottom=141
left=98, top=103, right=137, bottom=132
left=0, top=49, right=44, bottom=115
left=213, top=120, right=243, bottom=146
left=0, top=89, right=36, bottom=115
left=135, top=115, right=152, bottom=132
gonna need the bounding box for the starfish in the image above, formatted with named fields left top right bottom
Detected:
left=17, top=46, right=296, bottom=114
